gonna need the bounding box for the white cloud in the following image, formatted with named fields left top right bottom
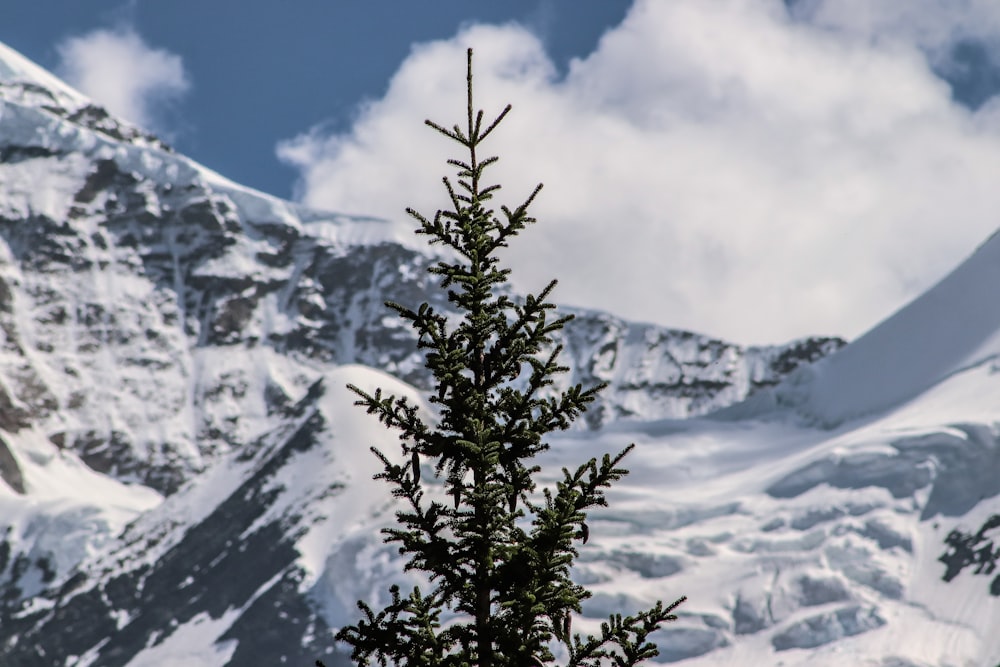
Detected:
left=278, top=0, right=1000, bottom=344
left=796, top=0, right=1000, bottom=52
left=56, top=28, right=188, bottom=132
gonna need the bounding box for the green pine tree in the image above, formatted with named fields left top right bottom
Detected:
left=329, top=48, right=686, bottom=667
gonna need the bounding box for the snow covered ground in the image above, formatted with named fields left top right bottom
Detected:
left=308, top=221, right=1000, bottom=666
left=308, top=373, right=999, bottom=666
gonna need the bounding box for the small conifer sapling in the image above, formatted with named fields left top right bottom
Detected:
left=330, top=48, right=686, bottom=667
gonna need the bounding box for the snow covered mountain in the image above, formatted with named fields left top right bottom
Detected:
left=0, top=40, right=994, bottom=667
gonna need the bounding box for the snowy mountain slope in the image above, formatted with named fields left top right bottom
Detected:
left=624, top=226, right=1000, bottom=664
left=0, top=366, right=421, bottom=667
left=311, top=359, right=1000, bottom=666
left=0, top=41, right=856, bottom=666
left=725, top=227, right=1000, bottom=428
left=557, top=377, right=1000, bottom=666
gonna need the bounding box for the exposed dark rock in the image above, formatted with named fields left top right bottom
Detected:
left=74, top=159, right=120, bottom=204
left=753, top=336, right=846, bottom=389
left=0, top=386, right=31, bottom=432
left=940, top=514, right=1000, bottom=596
left=65, top=104, right=171, bottom=151
left=0, top=437, right=24, bottom=494
left=0, top=144, right=60, bottom=163
left=0, top=277, right=13, bottom=313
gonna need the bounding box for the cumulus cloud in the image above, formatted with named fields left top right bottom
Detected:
left=278, top=0, right=1000, bottom=344
left=793, top=0, right=1000, bottom=53
left=56, top=28, right=189, bottom=132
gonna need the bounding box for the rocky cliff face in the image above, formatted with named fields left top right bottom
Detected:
left=0, top=382, right=342, bottom=666
left=0, top=45, right=850, bottom=666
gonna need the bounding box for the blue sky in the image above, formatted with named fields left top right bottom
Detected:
left=5, top=1, right=1000, bottom=345
left=4, top=1, right=629, bottom=199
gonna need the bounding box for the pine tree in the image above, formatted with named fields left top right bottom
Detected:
left=329, top=48, right=685, bottom=667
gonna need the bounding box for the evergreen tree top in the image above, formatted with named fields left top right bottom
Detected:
left=329, top=47, right=685, bottom=667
